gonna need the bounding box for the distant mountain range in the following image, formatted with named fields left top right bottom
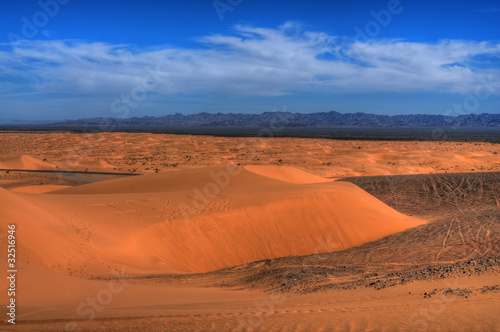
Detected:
left=53, top=111, right=500, bottom=128
left=0, top=119, right=55, bottom=125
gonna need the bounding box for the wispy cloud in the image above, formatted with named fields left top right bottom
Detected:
left=1, top=22, right=499, bottom=102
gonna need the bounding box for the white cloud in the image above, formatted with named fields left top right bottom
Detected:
left=1, top=22, right=499, bottom=101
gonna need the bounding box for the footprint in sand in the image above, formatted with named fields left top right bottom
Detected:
left=126, top=198, right=170, bottom=211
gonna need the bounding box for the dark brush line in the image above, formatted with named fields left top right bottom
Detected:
left=0, top=169, right=141, bottom=176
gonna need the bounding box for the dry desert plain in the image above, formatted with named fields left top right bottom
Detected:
left=0, top=131, right=499, bottom=331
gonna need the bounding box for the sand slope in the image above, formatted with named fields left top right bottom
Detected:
left=136, top=181, right=424, bottom=273
left=244, top=165, right=332, bottom=184
left=50, top=165, right=288, bottom=195
left=10, top=185, right=71, bottom=193
left=7, top=165, right=424, bottom=275
left=0, top=155, right=56, bottom=170
left=11, top=272, right=499, bottom=332
left=0, top=187, right=81, bottom=268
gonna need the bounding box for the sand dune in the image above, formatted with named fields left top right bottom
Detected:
left=9, top=165, right=424, bottom=275
left=10, top=185, right=71, bottom=193
left=50, top=165, right=291, bottom=195
left=0, top=155, right=56, bottom=170
left=1, top=132, right=497, bottom=178
left=244, top=165, right=332, bottom=184
left=0, top=187, right=82, bottom=269
left=136, top=181, right=424, bottom=273
left=1, top=132, right=497, bottom=330
left=51, top=158, right=115, bottom=171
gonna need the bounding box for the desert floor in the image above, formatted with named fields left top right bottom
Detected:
left=0, top=131, right=499, bottom=331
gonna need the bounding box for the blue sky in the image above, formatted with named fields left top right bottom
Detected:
left=1, top=0, right=500, bottom=121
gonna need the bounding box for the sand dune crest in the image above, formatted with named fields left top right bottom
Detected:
left=51, top=164, right=291, bottom=195
left=13, top=166, right=425, bottom=274
left=244, top=165, right=332, bottom=184
left=0, top=155, right=56, bottom=170
left=136, top=181, right=424, bottom=273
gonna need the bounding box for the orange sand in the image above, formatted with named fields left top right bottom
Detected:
left=10, top=185, right=71, bottom=194
left=0, top=155, right=56, bottom=170
left=0, top=131, right=498, bottom=331
left=2, top=165, right=424, bottom=275
left=0, top=132, right=498, bottom=177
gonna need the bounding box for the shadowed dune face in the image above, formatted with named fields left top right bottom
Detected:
left=4, top=165, right=424, bottom=275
